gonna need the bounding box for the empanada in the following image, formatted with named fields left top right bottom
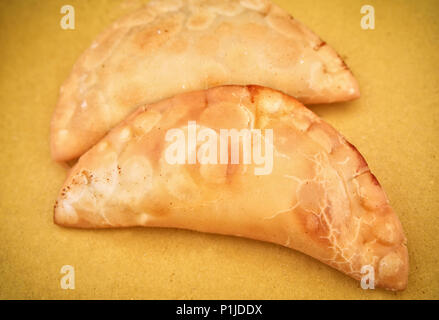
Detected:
left=51, top=0, right=360, bottom=161
left=54, top=85, right=407, bottom=291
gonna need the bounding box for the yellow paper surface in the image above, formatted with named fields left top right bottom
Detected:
left=0, top=0, right=438, bottom=299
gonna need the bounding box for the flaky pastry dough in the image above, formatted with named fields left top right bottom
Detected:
left=54, top=85, right=407, bottom=290
left=51, top=0, right=360, bottom=161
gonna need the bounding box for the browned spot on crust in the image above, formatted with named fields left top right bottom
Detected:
left=314, top=41, right=326, bottom=51
left=247, top=84, right=266, bottom=104
left=250, top=92, right=255, bottom=104
left=53, top=201, right=59, bottom=214
left=369, top=173, right=381, bottom=187
left=345, top=140, right=368, bottom=171
left=336, top=53, right=349, bottom=70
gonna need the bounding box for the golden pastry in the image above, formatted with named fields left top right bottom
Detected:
left=51, top=0, right=360, bottom=161
left=54, top=85, right=407, bottom=291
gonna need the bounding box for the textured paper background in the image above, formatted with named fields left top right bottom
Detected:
left=0, top=0, right=438, bottom=299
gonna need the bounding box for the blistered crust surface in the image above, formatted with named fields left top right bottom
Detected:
left=51, top=0, right=360, bottom=161
left=54, top=85, right=407, bottom=291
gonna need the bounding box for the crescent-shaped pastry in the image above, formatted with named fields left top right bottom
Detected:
left=51, top=0, right=360, bottom=161
left=54, top=85, right=407, bottom=291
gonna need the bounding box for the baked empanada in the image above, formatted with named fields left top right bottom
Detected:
left=51, top=0, right=360, bottom=161
left=54, top=85, right=407, bottom=290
